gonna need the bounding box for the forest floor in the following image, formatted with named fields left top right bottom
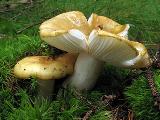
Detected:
left=0, top=0, right=160, bottom=120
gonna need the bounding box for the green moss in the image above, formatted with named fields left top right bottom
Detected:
left=154, top=70, right=160, bottom=92
left=0, top=35, right=41, bottom=80
left=6, top=88, right=111, bottom=120
left=7, top=91, right=60, bottom=120
left=0, top=35, right=41, bottom=119
left=1, top=0, right=160, bottom=119
left=90, top=111, right=111, bottom=120
left=125, top=70, right=160, bottom=120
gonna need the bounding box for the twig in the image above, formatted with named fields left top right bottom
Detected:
left=128, top=109, right=134, bottom=120
left=145, top=43, right=160, bottom=49
left=0, top=0, right=44, bottom=13
left=0, top=1, right=32, bottom=13
left=74, top=90, right=93, bottom=106
left=16, top=8, right=61, bottom=34
left=146, top=68, right=158, bottom=97
left=145, top=67, right=160, bottom=110
left=153, top=45, right=160, bottom=68
left=101, top=95, right=117, bottom=102
left=11, top=0, right=45, bottom=20
left=16, top=21, right=41, bottom=34
left=81, top=94, right=117, bottom=120
left=11, top=5, right=35, bottom=20
left=145, top=46, right=160, bottom=110
left=82, top=107, right=96, bottom=120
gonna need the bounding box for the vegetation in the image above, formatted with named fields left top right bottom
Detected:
left=125, top=70, right=160, bottom=120
left=0, top=0, right=160, bottom=119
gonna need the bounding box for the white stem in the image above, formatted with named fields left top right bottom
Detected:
left=67, top=52, right=104, bottom=90
left=37, top=80, right=55, bottom=99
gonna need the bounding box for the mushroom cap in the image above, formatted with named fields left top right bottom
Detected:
left=14, top=54, right=77, bottom=80
left=40, top=11, right=151, bottom=68
left=88, top=13, right=130, bottom=37
left=89, top=30, right=151, bottom=68
left=55, top=53, right=77, bottom=74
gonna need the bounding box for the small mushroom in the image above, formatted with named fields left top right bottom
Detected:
left=40, top=11, right=151, bottom=90
left=13, top=53, right=77, bottom=98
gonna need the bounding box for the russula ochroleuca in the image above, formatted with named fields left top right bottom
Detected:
left=13, top=53, right=77, bottom=98
left=39, top=11, right=151, bottom=90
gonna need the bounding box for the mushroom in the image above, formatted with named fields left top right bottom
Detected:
left=13, top=53, right=77, bottom=98
left=39, top=11, right=151, bottom=90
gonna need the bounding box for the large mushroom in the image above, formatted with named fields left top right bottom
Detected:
left=40, top=11, right=151, bottom=90
left=13, top=53, right=77, bottom=98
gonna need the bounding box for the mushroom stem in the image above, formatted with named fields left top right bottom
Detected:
left=37, top=80, right=55, bottom=99
left=67, top=52, right=104, bottom=90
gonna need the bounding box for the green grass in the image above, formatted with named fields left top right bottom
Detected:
left=0, top=0, right=160, bottom=119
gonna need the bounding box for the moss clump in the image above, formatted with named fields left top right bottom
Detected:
left=125, top=70, right=160, bottom=120
left=6, top=88, right=111, bottom=120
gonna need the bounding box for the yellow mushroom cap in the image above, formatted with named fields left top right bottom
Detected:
left=88, top=13, right=129, bottom=36
left=40, top=11, right=151, bottom=68
left=13, top=54, right=77, bottom=80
